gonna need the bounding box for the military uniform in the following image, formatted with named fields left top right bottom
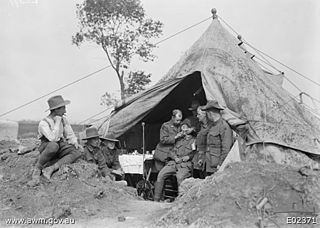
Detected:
left=83, top=144, right=111, bottom=178
left=153, top=119, right=180, bottom=171
left=185, top=115, right=201, bottom=133
left=101, top=146, right=121, bottom=171
left=192, top=123, right=210, bottom=178
left=154, top=135, right=196, bottom=201
left=205, top=118, right=233, bottom=174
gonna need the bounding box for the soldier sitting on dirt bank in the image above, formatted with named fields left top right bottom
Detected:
left=154, top=119, right=196, bottom=202
left=28, top=95, right=82, bottom=186
left=82, top=127, right=114, bottom=180
left=100, top=133, right=125, bottom=181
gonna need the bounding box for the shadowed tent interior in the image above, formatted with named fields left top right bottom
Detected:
left=116, top=72, right=206, bottom=152
left=97, top=16, right=320, bottom=156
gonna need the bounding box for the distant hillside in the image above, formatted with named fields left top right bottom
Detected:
left=18, top=121, right=84, bottom=139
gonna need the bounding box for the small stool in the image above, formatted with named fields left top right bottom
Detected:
left=162, top=175, right=178, bottom=202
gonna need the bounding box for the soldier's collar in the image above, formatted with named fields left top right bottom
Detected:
left=85, top=144, right=99, bottom=152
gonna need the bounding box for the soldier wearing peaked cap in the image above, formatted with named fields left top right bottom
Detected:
left=28, top=95, right=82, bottom=186
left=201, top=100, right=233, bottom=176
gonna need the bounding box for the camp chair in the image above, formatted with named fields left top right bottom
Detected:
left=162, top=175, right=178, bottom=202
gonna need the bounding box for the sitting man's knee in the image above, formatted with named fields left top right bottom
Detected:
left=46, top=142, right=59, bottom=153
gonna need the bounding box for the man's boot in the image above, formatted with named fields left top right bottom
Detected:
left=153, top=181, right=163, bottom=202
left=42, top=163, right=59, bottom=180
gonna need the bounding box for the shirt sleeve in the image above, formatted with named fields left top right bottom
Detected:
left=38, top=119, right=60, bottom=142
left=159, top=124, right=176, bottom=145
left=62, top=117, right=78, bottom=145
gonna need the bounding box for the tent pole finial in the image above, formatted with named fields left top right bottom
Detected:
left=211, top=8, right=217, bottom=19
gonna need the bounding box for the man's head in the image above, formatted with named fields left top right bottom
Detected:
left=181, top=119, right=193, bottom=135
left=87, top=137, right=100, bottom=147
left=83, top=127, right=101, bottom=147
left=201, top=100, right=223, bottom=122
left=51, top=106, right=66, bottom=117
left=100, top=133, right=119, bottom=150
left=188, top=100, right=200, bottom=117
left=47, top=95, right=70, bottom=116
left=206, top=109, right=221, bottom=122
left=196, top=106, right=207, bottom=123
left=171, top=109, right=183, bottom=126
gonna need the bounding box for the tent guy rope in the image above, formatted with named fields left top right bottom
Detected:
left=0, top=16, right=212, bottom=119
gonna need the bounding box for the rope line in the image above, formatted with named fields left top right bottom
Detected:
left=219, top=15, right=320, bottom=88
left=78, top=107, right=113, bottom=125
left=1, top=16, right=212, bottom=120
left=154, top=16, right=212, bottom=46
left=78, top=16, right=212, bottom=124
left=242, top=40, right=320, bottom=88
left=0, top=66, right=111, bottom=118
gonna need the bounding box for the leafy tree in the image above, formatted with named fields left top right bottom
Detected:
left=72, top=0, right=163, bottom=102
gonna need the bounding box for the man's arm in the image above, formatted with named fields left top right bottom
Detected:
left=62, top=117, right=79, bottom=146
left=160, top=124, right=183, bottom=145
left=38, top=117, right=61, bottom=142
left=159, top=124, right=176, bottom=144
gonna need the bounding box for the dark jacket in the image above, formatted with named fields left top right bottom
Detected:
left=168, top=135, right=196, bottom=169
left=206, top=118, right=233, bottom=173
left=101, top=146, right=121, bottom=170
left=83, top=144, right=111, bottom=176
left=154, top=119, right=180, bottom=162
left=193, top=124, right=210, bottom=170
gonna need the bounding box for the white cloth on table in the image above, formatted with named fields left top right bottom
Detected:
left=119, top=154, right=153, bottom=174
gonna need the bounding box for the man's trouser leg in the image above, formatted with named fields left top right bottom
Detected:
left=43, top=141, right=81, bottom=179
left=28, top=142, right=59, bottom=186
left=176, top=165, right=192, bottom=196
left=55, top=141, right=81, bottom=168
left=154, top=164, right=176, bottom=202
left=176, top=166, right=192, bottom=186
left=36, top=142, right=60, bottom=169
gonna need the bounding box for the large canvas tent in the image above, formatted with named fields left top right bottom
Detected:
left=97, top=15, right=320, bottom=156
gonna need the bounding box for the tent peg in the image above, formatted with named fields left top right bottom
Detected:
left=211, top=8, right=217, bottom=19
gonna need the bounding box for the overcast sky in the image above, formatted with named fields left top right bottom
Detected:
left=0, top=0, right=319, bottom=123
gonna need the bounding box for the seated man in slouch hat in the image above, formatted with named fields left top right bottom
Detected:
left=82, top=127, right=113, bottom=180
left=28, top=95, right=82, bottom=186
left=100, top=133, right=125, bottom=181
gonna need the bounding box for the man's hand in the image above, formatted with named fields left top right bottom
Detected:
left=182, top=156, right=189, bottom=162
left=174, top=157, right=182, bottom=164
left=53, top=116, right=62, bottom=123
left=175, top=132, right=184, bottom=140
left=74, top=143, right=84, bottom=152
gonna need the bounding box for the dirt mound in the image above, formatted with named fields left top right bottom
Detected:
left=0, top=140, right=139, bottom=226
left=156, top=162, right=320, bottom=228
